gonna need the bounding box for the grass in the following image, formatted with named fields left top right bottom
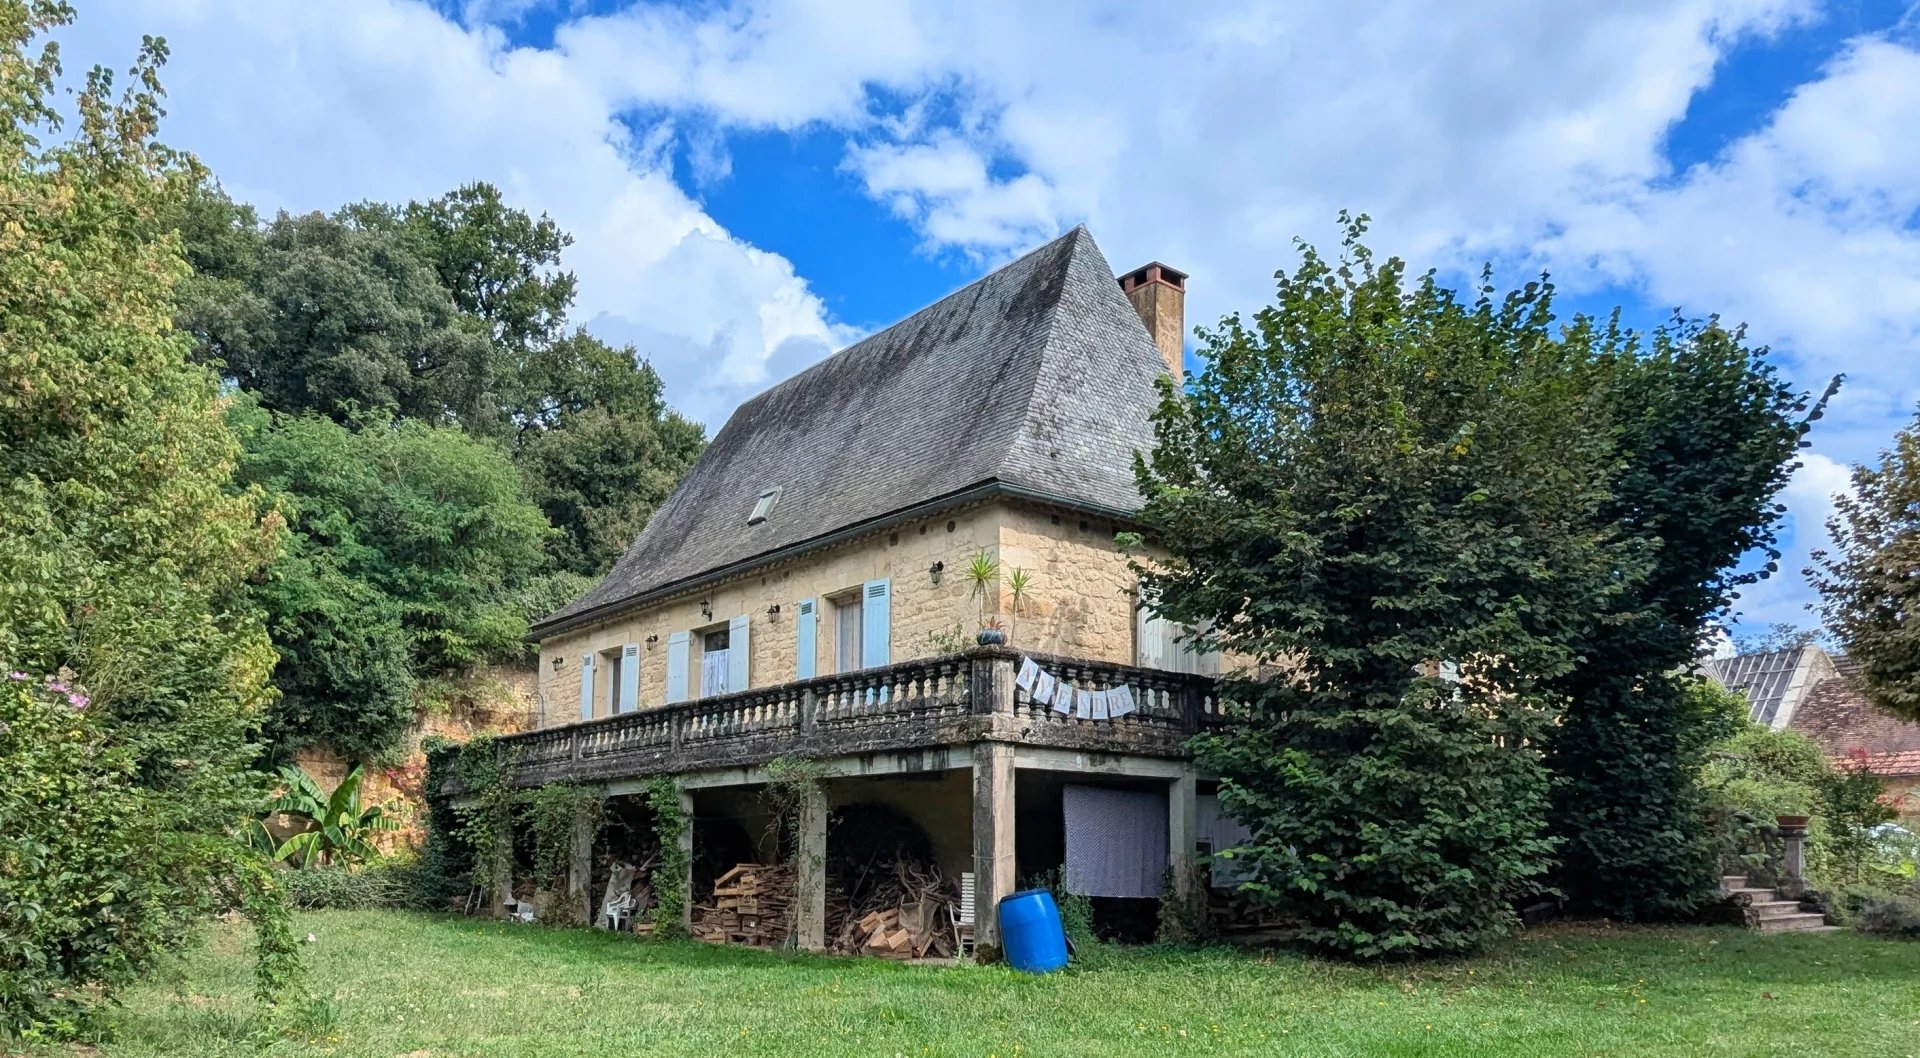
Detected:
left=61, top=911, right=1920, bottom=1057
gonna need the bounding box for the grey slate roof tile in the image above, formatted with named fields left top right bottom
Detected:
left=535, top=226, right=1168, bottom=634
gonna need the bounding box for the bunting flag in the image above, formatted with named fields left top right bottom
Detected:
left=1020, top=656, right=1138, bottom=723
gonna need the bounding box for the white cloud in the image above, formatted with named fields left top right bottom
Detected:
left=71, top=0, right=1920, bottom=633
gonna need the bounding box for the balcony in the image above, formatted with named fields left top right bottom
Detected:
left=458, top=647, right=1223, bottom=793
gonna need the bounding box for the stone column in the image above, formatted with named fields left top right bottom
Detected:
left=569, top=805, right=595, bottom=927
left=972, top=741, right=1017, bottom=952
left=677, top=788, right=696, bottom=933
left=1168, top=769, right=1198, bottom=905
left=1778, top=817, right=1809, bottom=899
left=794, top=789, right=829, bottom=951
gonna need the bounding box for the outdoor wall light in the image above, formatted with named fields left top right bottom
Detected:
left=700, top=600, right=713, bottom=620
left=766, top=604, right=782, bottom=620
left=928, top=560, right=945, bottom=585
left=646, top=634, right=659, bottom=645
left=551, top=656, right=565, bottom=671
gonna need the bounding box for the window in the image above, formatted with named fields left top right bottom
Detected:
left=831, top=590, right=863, bottom=673
left=700, top=627, right=731, bottom=697
left=748, top=487, right=781, bottom=526
left=602, top=649, right=623, bottom=717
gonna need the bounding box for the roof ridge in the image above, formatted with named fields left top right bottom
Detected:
left=975, top=227, right=1091, bottom=487
left=730, top=226, right=1088, bottom=418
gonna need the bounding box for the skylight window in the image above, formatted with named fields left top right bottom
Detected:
left=748, top=487, right=781, bottom=526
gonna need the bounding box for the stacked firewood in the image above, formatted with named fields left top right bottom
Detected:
left=691, top=863, right=793, bottom=947
left=830, top=861, right=960, bottom=959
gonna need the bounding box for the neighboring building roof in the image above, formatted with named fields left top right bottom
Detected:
left=535, top=226, right=1169, bottom=635
left=1789, top=658, right=1920, bottom=778
left=1706, top=646, right=1833, bottom=729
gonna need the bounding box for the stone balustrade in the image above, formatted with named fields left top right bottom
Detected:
left=445, top=647, right=1220, bottom=793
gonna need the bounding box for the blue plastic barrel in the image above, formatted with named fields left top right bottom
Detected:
left=998, top=890, right=1069, bottom=973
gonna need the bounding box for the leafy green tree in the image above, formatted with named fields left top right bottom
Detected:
left=1135, top=218, right=1635, bottom=957
left=0, top=4, right=296, bottom=1034
left=513, top=338, right=705, bottom=574
left=350, top=181, right=577, bottom=354
left=173, top=183, right=706, bottom=578
left=1546, top=324, right=1827, bottom=919
left=176, top=190, right=497, bottom=429
left=264, top=766, right=400, bottom=868
left=231, top=400, right=552, bottom=758
left=1814, top=407, right=1920, bottom=722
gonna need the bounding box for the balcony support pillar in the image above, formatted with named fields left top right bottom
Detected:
left=971, top=740, right=1016, bottom=953
left=794, top=787, right=829, bottom=951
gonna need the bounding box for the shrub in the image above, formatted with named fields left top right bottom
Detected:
left=1827, top=885, right=1920, bottom=940
left=280, top=862, right=421, bottom=912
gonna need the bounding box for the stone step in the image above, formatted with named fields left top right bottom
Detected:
left=1721, top=874, right=1750, bottom=890
left=1748, top=900, right=1806, bottom=918
left=1755, top=912, right=1833, bottom=934
left=1726, top=886, right=1779, bottom=901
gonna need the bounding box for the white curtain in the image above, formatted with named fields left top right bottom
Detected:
left=700, top=648, right=729, bottom=697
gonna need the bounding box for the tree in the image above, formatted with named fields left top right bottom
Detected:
left=177, top=197, right=498, bottom=430
left=1734, top=622, right=1825, bottom=655
left=1813, top=408, right=1920, bottom=722
left=173, top=183, right=707, bottom=578
left=350, top=181, right=577, bottom=354
left=0, top=4, right=296, bottom=1034
left=1545, top=324, right=1828, bottom=919
left=232, top=400, right=553, bottom=759
left=512, top=335, right=706, bottom=574
left=1134, top=218, right=1635, bottom=957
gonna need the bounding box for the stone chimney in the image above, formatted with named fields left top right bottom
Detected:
left=1119, top=262, right=1187, bottom=380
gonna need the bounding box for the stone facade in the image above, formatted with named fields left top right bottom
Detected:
left=534, top=499, right=1155, bottom=726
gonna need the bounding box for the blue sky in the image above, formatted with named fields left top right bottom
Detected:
left=68, top=0, right=1920, bottom=636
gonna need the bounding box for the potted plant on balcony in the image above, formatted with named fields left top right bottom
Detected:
left=1006, top=567, right=1032, bottom=645
left=965, top=551, right=1004, bottom=645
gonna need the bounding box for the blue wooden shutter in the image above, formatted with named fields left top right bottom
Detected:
left=728, top=614, right=751, bottom=692
left=665, top=631, right=690, bottom=704
left=794, top=598, right=817, bottom=680
left=861, top=579, right=891, bottom=668
left=1136, top=588, right=1171, bottom=671
left=618, top=642, right=640, bottom=713
left=579, top=653, right=595, bottom=721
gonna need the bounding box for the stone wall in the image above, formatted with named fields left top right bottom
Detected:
left=995, top=504, right=1139, bottom=664
left=534, top=499, right=1151, bottom=726
left=292, top=665, right=537, bottom=847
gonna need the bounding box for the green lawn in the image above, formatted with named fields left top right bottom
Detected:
left=68, top=912, right=1920, bottom=1057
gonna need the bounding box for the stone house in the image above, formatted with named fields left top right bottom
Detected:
left=462, top=228, right=1237, bottom=949
left=1710, top=645, right=1920, bottom=821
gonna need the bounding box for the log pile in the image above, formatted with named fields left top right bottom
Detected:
left=691, top=863, right=793, bottom=947
left=831, top=861, right=961, bottom=960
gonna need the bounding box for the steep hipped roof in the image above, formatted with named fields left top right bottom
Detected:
left=535, top=227, right=1169, bottom=635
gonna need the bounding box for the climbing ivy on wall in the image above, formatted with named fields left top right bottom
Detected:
left=523, top=783, right=604, bottom=895
left=454, top=735, right=516, bottom=904
left=645, top=777, right=691, bottom=938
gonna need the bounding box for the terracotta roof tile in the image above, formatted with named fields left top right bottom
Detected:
left=1788, top=665, right=1920, bottom=777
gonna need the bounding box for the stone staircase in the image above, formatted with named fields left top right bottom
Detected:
left=1720, top=874, right=1839, bottom=934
